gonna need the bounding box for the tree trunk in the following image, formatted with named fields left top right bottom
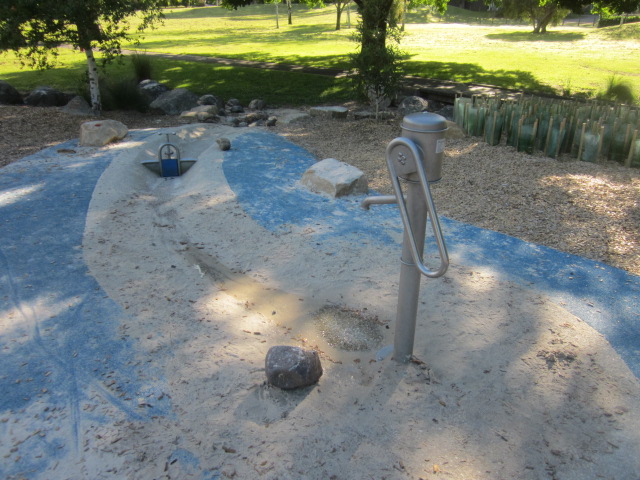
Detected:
left=336, top=1, right=344, bottom=30
left=287, top=0, right=292, bottom=25
left=84, top=47, right=102, bottom=115
left=357, top=0, right=394, bottom=52
left=532, top=6, right=556, bottom=34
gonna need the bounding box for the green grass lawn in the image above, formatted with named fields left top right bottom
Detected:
left=1, top=4, right=638, bottom=105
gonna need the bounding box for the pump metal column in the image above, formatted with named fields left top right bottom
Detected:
left=362, top=112, right=449, bottom=363
left=395, top=177, right=429, bottom=361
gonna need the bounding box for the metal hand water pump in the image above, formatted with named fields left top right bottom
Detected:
left=362, top=112, right=449, bottom=363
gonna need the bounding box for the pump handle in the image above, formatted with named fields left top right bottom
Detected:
left=386, top=137, right=449, bottom=278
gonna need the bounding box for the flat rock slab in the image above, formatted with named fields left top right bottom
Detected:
left=79, top=119, right=128, bottom=147
left=301, top=158, right=368, bottom=198
left=265, top=346, right=322, bottom=390
left=309, top=106, right=348, bottom=119
left=270, top=108, right=309, bottom=124
left=354, top=110, right=395, bottom=121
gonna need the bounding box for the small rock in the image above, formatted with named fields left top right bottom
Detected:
left=221, top=117, right=239, bottom=127
left=241, top=112, right=267, bottom=124
left=265, top=346, right=322, bottom=390
left=216, top=138, right=231, bottom=151
left=198, top=94, right=225, bottom=109
left=398, top=95, right=430, bottom=116
left=197, top=111, right=218, bottom=122
left=266, top=116, right=278, bottom=127
left=226, top=98, right=244, bottom=114
left=138, top=80, right=170, bottom=103
left=180, top=105, right=219, bottom=122
left=248, top=98, right=266, bottom=110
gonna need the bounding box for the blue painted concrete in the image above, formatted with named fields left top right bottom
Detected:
left=224, top=130, right=640, bottom=379
left=0, top=135, right=174, bottom=479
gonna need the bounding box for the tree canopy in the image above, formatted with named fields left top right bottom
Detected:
left=592, top=0, right=640, bottom=15
left=491, top=0, right=578, bottom=33
left=0, top=0, right=163, bottom=113
left=491, top=0, right=640, bottom=33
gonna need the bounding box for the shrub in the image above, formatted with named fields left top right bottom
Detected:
left=598, top=75, right=637, bottom=105
left=351, top=25, right=404, bottom=110
left=98, top=77, right=149, bottom=112
left=131, top=53, right=153, bottom=83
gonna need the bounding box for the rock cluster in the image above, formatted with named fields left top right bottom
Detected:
left=177, top=95, right=278, bottom=128
left=0, top=81, right=72, bottom=107
left=0, top=78, right=278, bottom=129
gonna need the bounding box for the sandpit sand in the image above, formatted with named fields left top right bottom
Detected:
left=80, top=123, right=640, bottom=479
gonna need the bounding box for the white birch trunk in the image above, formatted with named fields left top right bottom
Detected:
left=85, top=47, right=102, bottom=115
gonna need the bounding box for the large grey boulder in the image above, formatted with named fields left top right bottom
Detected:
left=265, top=346, right=323, bottom=390
left=0, top=80, right=23, bottom=105
left=79, top=119, right=128, bottom=146
left=24, top=86, right=69, bottom=107
left=398, top=96, right=430, bottom=116
left=301, top=158, right=368, bottom=198
left=309, top=106, right=348, bottom=119
left=150, top=88, right=199, bottom=115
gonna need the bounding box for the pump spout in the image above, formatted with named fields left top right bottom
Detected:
left=360, top=195, right=399, bottom=210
